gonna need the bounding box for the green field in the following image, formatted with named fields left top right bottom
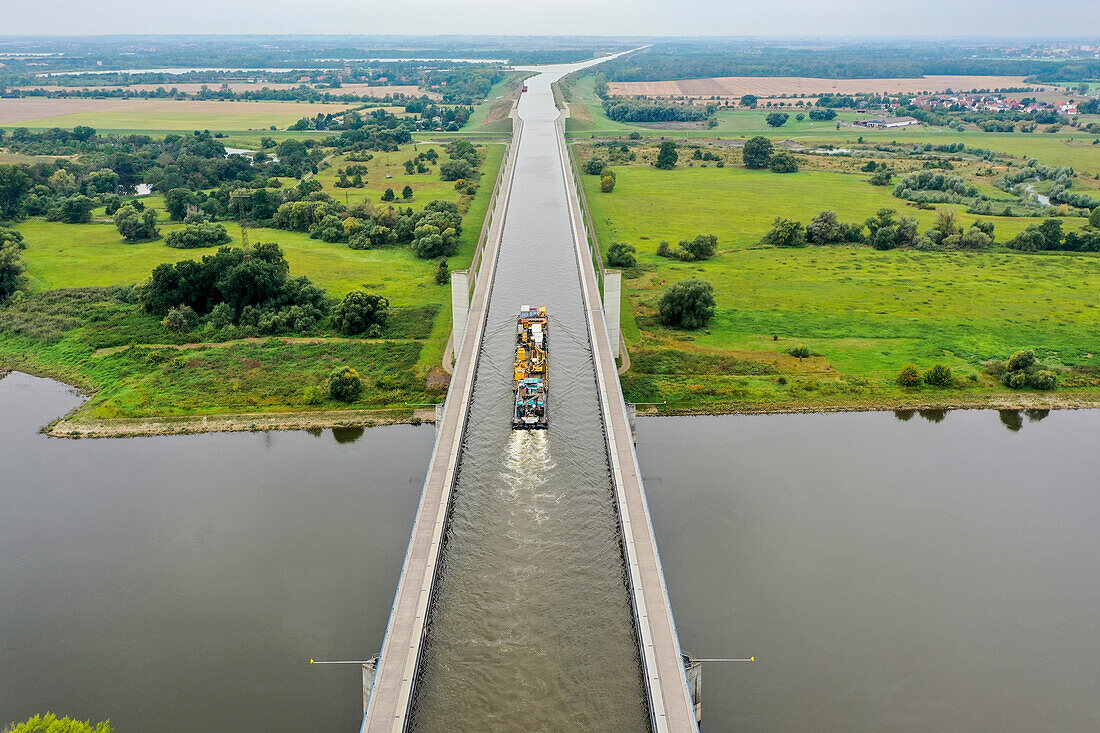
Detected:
left=1, top=139, right=505, bottom=424
left=580, top=159, right=1100, bottom=412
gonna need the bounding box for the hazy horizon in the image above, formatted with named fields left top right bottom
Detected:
left=5, top=0, right=1100, bottom=39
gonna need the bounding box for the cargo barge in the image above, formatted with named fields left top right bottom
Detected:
left=513, top=305, right=548, bottom=430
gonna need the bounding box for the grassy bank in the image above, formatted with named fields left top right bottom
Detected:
left=579, top=152, right=1100, bottom=413
left=1, top=140, right=506, bottom=429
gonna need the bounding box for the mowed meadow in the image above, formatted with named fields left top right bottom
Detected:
left=580, top=160, right=1100, bottom=412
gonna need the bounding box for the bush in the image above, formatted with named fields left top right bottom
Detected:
left=655, top=233, right=718, bottom=261
left=0, top=238, right=28, bottom=304
left=600, top=174, right=616, bottom=193
left=896, top=363, right=922, bottom=387
left=923, top=363, right=955, bottom=387
left=1005, top=350, right=1037, bottom=372
left=1027, top=369, right=1058, bottom=390
left=381, top=188, right=395, bottom=202
left=328, top=366, right=362, bottom=402
left=439, top=159, right=474, bottom=181
left=761, top=217, right=806, bottom=248
left=606, top=241, right=637, bottom=268
left=402, top=185, right=413, bottom=199
left=769, top=150, right=799, bottom=173
left=114, top=205, right=159, bottom=242
left=788, top=345, right=810, bottom=359
left=658, top=279, right=716, bottom=329
left=435, top=259, right=450, bottom=285
left=742, top=136, right=774, bottom=169
left=585, top=156, right=607, bottom=175
left=6, top=713, right=113, bottom=733
left=869, top=167, right=893, bottom=186
left=165, top=222, right=231, bottom=249
left=655, top=141, right=678, bottom=170
left=332, top=290, right=388, bottom=335
left=1091, top=207, right=1100, bottom=230
left=162, top=305, right=198, bottom=332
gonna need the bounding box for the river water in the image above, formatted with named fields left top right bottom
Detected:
left=0, top=372, right=430, bottom=731
left=4, top=374, right=1098, bottom=730
left=408, top=61, right=650, bottom=731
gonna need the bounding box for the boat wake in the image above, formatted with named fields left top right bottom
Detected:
left=499, top=431, right=559, bottom=526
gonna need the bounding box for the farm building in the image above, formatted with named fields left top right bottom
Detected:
left=855, top=116, right=921, bottom=129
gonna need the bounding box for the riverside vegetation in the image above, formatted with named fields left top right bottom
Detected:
left=575, top=132, right=1100, bottom=413
left=0, top=116, right=505, bottom=428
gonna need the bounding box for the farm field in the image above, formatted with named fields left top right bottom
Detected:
left=0, top=98, right=357, bottom=129
left=606, top=75, right=1050, bottom=99
left=12, top=83, right=433, bottom=98
left=579, top=162, right=1100, bottom=412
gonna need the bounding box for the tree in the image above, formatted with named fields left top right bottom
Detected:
left=165, top=223, right=231, bottom=249
left=402, top=185, right=414, bottom=199
left=0, top=165, right=33, bottom=221
left=48, top=169, right=78, bottom=195
left=923, top=363, right=954, bottom=387
left=114, top=205, right=159, bottom=242
left=769, top=150, right=799, bottom=173
left=0, top=238, right=27, bottom=303
left=1090, top=207, right=1100, bottom=230
left=765, top=112, right=789, bottom=127
left=806, top=210, right=842, bottom=244
left=164, top=188, right=195, bottom=221
left=869, top=167, right=893, bottom=185
left=6, top=713, right=113, bottom=733
left=381, top=188, right=395, bottom=201
left=762, top=217, right=806, bottom=248
left=600, top=174, right=616, bottom=193
left=957, top=227, right=993, bottom=251
left=57, top=195, right=96, bottom=224
left=742, top=136, right=774, bottom=169
left=328, top=366, right=362, bottom=402
left=439, top=159, right=474, bottom=181
left=606, top=241, right=637, bottom=268
left=655, top=141, right=678, bottom=170
left=584, top=156, right=607, bottom=175
left=658, top=279, right=716, bottom=329
left=740, top=94, right=758, bottom=108
left=808, top=108, right=837, bottom=121
left=162, top=304, right=198, bottom=332
left=682, top=233, right=718, bottom=260
left=332, top=290, right=389, bottom=335
left=896, top=363, right=922, bottom=387
left=435, top=259, right=450, bottom=285
left=275, top=139, right=309, bottom=172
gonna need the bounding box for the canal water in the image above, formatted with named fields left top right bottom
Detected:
left=408, top=61, right=650, bottom=731
left=0, top=371, right=430, bottom=731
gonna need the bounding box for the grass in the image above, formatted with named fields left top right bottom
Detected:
left=2, top=139, right=505, bottom=423
left=580, top=158, right=1100, bottom=412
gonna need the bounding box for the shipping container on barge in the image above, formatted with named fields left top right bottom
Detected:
left=513, top=305, right=548, bottom=430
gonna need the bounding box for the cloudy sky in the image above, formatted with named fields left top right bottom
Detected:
left=4, top=0, right=1099, bottom=37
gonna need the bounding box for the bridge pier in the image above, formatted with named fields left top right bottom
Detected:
left=450, top=269, right=471, bottom=355
left=603, top=270, right=622, bottom=360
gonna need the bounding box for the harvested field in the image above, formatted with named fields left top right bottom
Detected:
left=0, top=98, right=357, bottom=128
left=607, top=75, right=1051, bottom=99
left=11, top=83, right=436, bottom=98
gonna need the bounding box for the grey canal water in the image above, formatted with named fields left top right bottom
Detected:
left=3, top=374, right=1099, bottom=730
left=408, top=62, right=650, bottom=731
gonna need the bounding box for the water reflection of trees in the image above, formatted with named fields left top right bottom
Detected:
left=999, top=409, right=1024, bottom=432
left=332, top=426, right=366, bottom=444
left=893, top=409, right=948, bottom=423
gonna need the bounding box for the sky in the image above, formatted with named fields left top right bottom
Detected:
left=4, top=0, right=1100, bottom=38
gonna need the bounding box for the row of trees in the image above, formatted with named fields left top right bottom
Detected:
left=763, top=208, right=997, bottom=251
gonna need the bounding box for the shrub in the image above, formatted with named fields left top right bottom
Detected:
left=0, top=238, right=28, bottom=304
left=869, top=167, right=893, bottom=186
left=655, top=141, right=678, bottom=170
left=165, top=222, right=231, bottom=249
left=402, top=185, right=413, bottom=199
left=332, top=290, right=388, bottom=335
left=381, top=188, right=395, bottom=202
left=1002, top=370, right=1028, bottom=388
left=896, top=363, right=922, bottom=387
left=301, top=385, right=324, bottom=405
left=114, top=205, right=160, bottom=242
left=761, top=217, right=806, bottom=248
left=923, top=363, right=955, bottom=387
left=439, top=158, right=474, bottom=181
left=6, top=713, right=113, bottom=733
left=1005, top=350, right=1037, bottom=372
left=769, top=150, right=799, bottom=173
left=434, top=259, right=450, bottom=285
left=606, top=241, right=637, bottom=268
left=585, top=156, right=607, bottom=175
left=628, top=131, right=642, bottom=140
left=1027, top=369, right=1058, bottom=390
left=162, top=304, right=198, bottom=332
left=600, top=174, right=616, bottom=193
left=328, top=366, right=362, bottom=402
left=658, top=279, right=716, bottom=329
left=1091, top=207, right=1100, bottom=229
left=788, top=345, right=810, bottom=359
